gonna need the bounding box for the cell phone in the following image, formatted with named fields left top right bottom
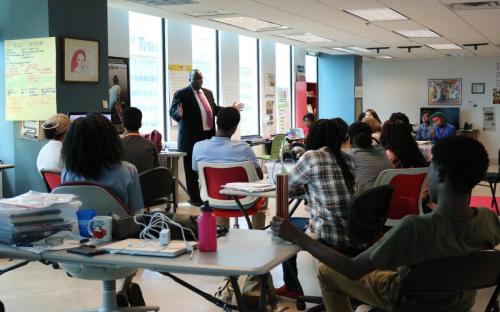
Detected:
left=67, top=246, right=107, bottom=257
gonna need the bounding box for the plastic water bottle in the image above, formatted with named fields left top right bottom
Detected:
left=198, top=201, right=217, bottom=252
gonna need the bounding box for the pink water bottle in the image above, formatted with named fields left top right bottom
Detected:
left=198, top=201, right=217, bottom=252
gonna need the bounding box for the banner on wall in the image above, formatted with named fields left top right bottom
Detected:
left=277, top=87, right=289, bottom=134
left=5, top=37, right=57, bottom=121
left=167, top=64, right=192, bottom=135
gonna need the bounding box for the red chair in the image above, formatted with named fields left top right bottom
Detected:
left=373, top=167, right=428, bottom=227
left=198, top=161, right=266, bottom=229
left=40, top=170, right=61, bottom=192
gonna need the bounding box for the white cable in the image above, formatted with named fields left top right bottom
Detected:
left=133, top=213, right=197, bottom=258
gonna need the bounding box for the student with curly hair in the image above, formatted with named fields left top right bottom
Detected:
left=61, top=113, right=143, bottom=214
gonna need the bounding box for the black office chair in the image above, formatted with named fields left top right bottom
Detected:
left=139, top=167, right=177, bottom=212
left=394, top=250, right=500, bottom=312
left=296, top=185, right=394, bottom=311
left=479, top=149, right=500, bottom=215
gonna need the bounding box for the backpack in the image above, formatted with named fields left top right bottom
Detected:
left=214, top=273, right=277, bottom=310
left=143, top=130, right=162, bottom=153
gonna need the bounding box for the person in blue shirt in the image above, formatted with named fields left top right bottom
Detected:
left=192, top=107, right=265, bottom=228
left=416, top=110, right=433, bottom=141
left=431, top=111, right=456, bottom=143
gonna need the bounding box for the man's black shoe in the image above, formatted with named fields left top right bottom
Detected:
left=188, top=199, right=204, bottom=207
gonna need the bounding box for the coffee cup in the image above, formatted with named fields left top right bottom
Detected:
left=87, top=216, right=113, bottom=242
left=76, top=209, right=96, bottom=237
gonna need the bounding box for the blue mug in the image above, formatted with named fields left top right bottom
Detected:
left=76, top=209, right=96, bottom=237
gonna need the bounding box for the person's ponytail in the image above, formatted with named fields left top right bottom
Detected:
left=324, top=120, right=355, bottom=193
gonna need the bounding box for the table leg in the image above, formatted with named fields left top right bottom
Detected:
left=258, top=274, right=270, bottom=311
left=229, top=276, right=247, bottom=312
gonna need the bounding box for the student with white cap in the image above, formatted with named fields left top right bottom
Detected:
left=36, top=113, right=71, bottom=172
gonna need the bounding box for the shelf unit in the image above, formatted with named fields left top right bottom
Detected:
left=295, top=81, right=318, bottom=128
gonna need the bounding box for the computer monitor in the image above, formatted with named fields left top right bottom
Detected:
left=419, top=107, right=460, bottom=129
left=288, top=128, right=305, bottom=139
left=68, top=112, right=112, bottom=122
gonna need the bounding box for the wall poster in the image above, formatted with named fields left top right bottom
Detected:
left=428, top=78, right=462, bottom=105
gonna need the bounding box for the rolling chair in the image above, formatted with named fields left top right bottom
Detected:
left=40, top=169, right=61, bottom=192
left=372, top=168, right=428, bottom=227
left=139, top=167, right=177, bottom=212
left=296, top=185, right=394, bottom=311
left=52, top=182, right=159, bottom=312
left=198, top=161, right=266, bottom=229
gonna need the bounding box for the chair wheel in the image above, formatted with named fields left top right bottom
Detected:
left=296, top=301, right=306, bottom=310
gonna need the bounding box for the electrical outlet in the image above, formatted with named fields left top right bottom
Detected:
left=102, top=100, right=108, bottom=109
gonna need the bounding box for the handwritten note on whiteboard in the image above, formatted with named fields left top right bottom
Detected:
left=5, top=37, right=57, bottom=121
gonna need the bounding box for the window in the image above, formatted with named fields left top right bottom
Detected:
left=129, top=12, right=164, bottom=134
left=275, top=43, right=291, bottom=133
left=305, top=54, right=317, bottom=83
left=192, top=25, right=217, bottom=100
left=239, top=35, right=259, bottom=136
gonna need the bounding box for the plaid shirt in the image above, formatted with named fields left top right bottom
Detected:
left=289, top=147, right=363, bottom=248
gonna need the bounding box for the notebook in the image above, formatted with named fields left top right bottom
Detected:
left=99, top=238, right=198, bottom=258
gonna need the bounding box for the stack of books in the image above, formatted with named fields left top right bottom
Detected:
left=0, top=191, right=80, bottom=245
left=222, top=181, right=275, bottom=193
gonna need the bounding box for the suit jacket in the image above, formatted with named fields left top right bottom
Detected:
left=169, top=86, right=220, bottom=152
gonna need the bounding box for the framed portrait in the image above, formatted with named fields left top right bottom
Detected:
left=471, top=83, right=485, bottom=94
left=428, top=78, right=462, bottom=105
left=63, top=38, right=99, bottom=82
left=108, top=57, right=130, bottom=111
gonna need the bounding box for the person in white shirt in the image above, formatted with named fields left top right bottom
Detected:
left=36, top=114, right=71, bottom=172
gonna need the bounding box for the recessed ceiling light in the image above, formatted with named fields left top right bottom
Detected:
left=374, top=55, right=394, bottom=59
left=211, top=16, right=287, bottom=32
left=426, top=43, right=463, bottom=50
left=282, top=33, right=332, bottom=43
left=332, top=48, right=352, bottom=53
left=186, top=10, right=233, bottom=17
left=395, top=29, right=440, bottom=38
left=345, top=8, right=408, bottom=22
left=447, top=52, right=475, bottom=57
left=349, top=46, right=372, bottom=53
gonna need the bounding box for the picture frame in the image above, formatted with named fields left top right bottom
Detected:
left=63, top=37, right=99, bottom=82
left=428, top=78, right=462, bottom=105
left=108, top=57, right=130, bottom=110
left=471, top=83, right=485, bottom=94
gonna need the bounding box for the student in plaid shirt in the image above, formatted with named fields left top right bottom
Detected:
left=277, top=118, right=362, bottom=299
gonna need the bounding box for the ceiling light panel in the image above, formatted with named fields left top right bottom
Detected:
left=395, top=29, right=440, bottom=38
left=282, top=33, right=332, bottom=43
left=332, top=48, right=353, bottom=53
left=344, top=8, right=408, bottom=22
left=349, top=46, right=372, bottom=53
left=426, top=43, right=463, bottom=50
left=211, top=16, right=287, bottom=32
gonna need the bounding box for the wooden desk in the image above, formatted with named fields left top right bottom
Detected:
left=159, top=151, right=187, bottom=207
left=0, top=164, right=15, bottom=199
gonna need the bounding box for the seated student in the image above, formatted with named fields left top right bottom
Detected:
left=277, top=118, right=364, bottom=299
left=121, top=107, right=159, bottom=174
left=348, top=122, right=392, bottom=193
left=380, top=120, right=427, bottom=168
left=192, top=107, right=265, bottom=228
left=361, top=116, right=382, bottom=143
left=37, top=114, right=71, bottom=172
left=61, top=113, right=143, bottom=214
left=364, top=108, right=382, bottom=124
left=416, top=110, right=433, bottom=141
left=271, top=136, right=500, bottom=312
left=388, top=112, right=413, bottom=134
left=431, top=111, right=456, bottom=143
left=302, top=113, right=315, bottom=137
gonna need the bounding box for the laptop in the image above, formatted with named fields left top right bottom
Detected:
left=68, top=112, right=112, bottom=122
left=100, top=238, right=198, bottom=258
left=289, top=128, right=305, bottom=139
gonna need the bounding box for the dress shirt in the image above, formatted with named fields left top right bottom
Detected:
left=416, top=122, right=433, bottom=141
left=433, top=123, right=456, bottom=143
left=192, top=87, right=213, bottom=131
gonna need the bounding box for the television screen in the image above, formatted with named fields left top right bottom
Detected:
left=68, top=112, right=112, bottom=122
left=419, top=107, right=460, bottom=129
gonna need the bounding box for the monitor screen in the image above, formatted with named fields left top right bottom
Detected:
left=68, top=112, right=112, bottom=122
left=419, top=107, right=460, bottom=129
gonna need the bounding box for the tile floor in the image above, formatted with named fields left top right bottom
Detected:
left=0, top=174, right=498, bottom=311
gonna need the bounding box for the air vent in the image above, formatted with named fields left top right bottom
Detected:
left=128, top=0, right=199, bottom=6
left=186, top=10, right=233, bottom=17
left=448, top=1, right=500, bottom=11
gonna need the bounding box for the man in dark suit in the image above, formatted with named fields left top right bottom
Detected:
left=169, top=69, right=243, bottom=206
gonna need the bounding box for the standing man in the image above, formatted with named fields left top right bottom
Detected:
left=109, top=75, right=123, bottom=132
left=169, top=69, right=243, bottom=206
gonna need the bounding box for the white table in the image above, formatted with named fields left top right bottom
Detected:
left=417, top=143, right=433, bottom=162
left=39, top=230, right=299, bottom=311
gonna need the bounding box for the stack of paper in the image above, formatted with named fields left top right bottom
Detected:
left=222, top=181, right=275, bottom=192
left=0, top=191, right=80, bottom=245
